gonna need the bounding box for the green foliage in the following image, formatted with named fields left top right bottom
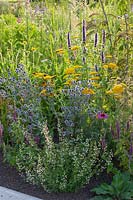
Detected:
left=0, top=0, right=133, bottom=193
left=3, top=123, right=112, bottom=192
left=91, top=171, right=133, bottom=200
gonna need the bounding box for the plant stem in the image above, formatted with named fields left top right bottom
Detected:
left=99, top=0, right=113, bottom=50
left=124, top=14, right=129, bottom=74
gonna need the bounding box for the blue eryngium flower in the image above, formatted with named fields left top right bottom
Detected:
left=82, top=19, right=86, bottom=44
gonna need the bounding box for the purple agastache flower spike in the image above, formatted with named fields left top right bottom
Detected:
left=102, top=30, right=106, bottom=48
left=101, top=137, right=106, bottom=150
left=116, top=121, right=120, bottom=139
left=110, top=126, right=115, bottom=138
left=0, top=124, right=3, bottom=139
left=94, top=33, right=98, bottom=47
left=126, top=121, right=130, bottom=131
left=130, top=133, right=133, bottom=141
left=83, top=46, right=86, bottom=54
left=129, top=143, right=133, bottom=156
left=82, top=57, right=86, bottom=64
left=95, top=64, right=99, bottom=72
left=101, top=51, right=105, bottom=63
left=82, top=19, right=86, bottom=44
left=67, top=32, right=71, bottom=49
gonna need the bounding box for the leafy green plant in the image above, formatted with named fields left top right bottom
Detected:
left=90, top=171, right=133, bottom=200
left=3, top=122, right=112, bottom=192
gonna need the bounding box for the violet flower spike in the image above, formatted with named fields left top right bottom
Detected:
left=129, top=143, right=133, bottom=156
left=0, top=124, right=3, bottom=138
left=102, top=30, right=106, bottom=48
left=82, top=19, right=86, bottom=44
left=83, top=46, right=86, bottom=54
left=110, top=126, right=115, bottom=138
left=126, top=121, right=130, bottom=131
left=95, top=64, right=99, bottom=72
left=101, top=137, right=106, bottom=150
left=67, top=32, right=71, bottom=49
left=94, top=33, right=98, bottom=47
left=101, top=51, right=105, bottom=63
left=82, top=57, right=86, bottom=64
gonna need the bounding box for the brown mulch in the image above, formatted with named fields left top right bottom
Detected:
left=0, top=150, right=112, bottom=200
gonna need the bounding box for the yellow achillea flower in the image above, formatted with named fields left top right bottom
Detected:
left=92, top=82, right=101, bottom=88
left=33, top=72, right=47, bottom=78
left=73, top=65, right=82, bottom=69
left=73, top=73, right=81, bottom=76
left=90, top=77, right=100, bottom=81
left=112, top=83, right=125, bottom=94
left=70, top=46, right=80, bottom=51
left=40, top=89, right=47, bottom=95
left=106, top=90, right=113, bottom=95
left=64, top=79, right=73, bottom=86
left=89, top=71, right=98, bottom=75
left=106, top=55, right=112, bottom=58
left=56, top=48, right=65, bottom=54
left=72, top=36, right=79, bottom=39
left=43, top=75, right=56, bottom=80
left=103, top=65, right=109, bottom=69
left=82, top=88, right=95, bottom=95
left=103, top=63, right=117, bottom=69
left=31, top=47, right=37, bottom=51
left=106, top=83, right=126, bottom=95
left=108, top=63, right=117, bottom=69
left=65, top=67, right=76, bottom=74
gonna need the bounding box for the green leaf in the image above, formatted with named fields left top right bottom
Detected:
left=90, top=196, right=112, bottom=200
left=91, top=183, right=113, bottom=195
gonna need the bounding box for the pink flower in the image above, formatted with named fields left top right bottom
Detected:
left=96, top=112, right=108, bottom=119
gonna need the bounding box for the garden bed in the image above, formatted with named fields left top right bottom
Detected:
left=0, top=150, right=112, bottom=200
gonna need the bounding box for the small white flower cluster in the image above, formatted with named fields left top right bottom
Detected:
left=14, top=135, right=112, bottom=192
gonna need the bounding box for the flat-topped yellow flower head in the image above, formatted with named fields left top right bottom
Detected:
left=82, top=88, right=95, bottom=95
left=65, top=67, right=76, bottom=75
left=33, top=72, right=47, bottom=78
left=56, top=48, right=65, bottom=55
left=43, top=75, right=56, bottom=80
left=112, top=83, right=126, bottom=94
left=70, top=46, right=80, bottom=51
